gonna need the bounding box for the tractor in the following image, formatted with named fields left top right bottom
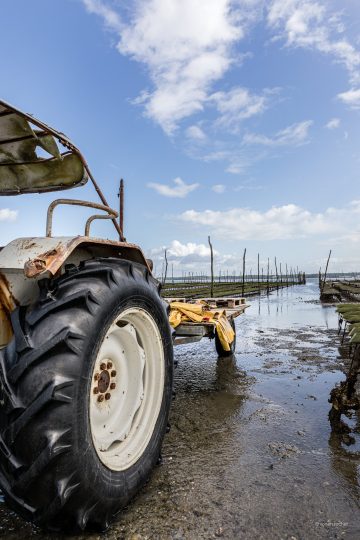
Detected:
left=0, top=99, right=173, bottom=531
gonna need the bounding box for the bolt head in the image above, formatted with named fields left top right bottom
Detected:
left=111, top=370, right=117, bottom=377
left=110, top=382, right=116, bottom=390
left=105, top=393, right=111, bottom=400
left=97, top=394, right=104, bottom=403
left=107, top=361, right=113, bottom=369
left=93, top=387, right=99, bottom=394
left=100, top=363, right=106, bottom=371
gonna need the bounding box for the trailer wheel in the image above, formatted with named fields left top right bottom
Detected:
left=0, top=258, right=173, bottom=532
left=215, top=318, right=236, bottom=357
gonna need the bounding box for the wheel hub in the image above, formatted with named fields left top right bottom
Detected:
left=93, top=360, right=117, bottom=401
left=89, top=307, right=165, bottom=471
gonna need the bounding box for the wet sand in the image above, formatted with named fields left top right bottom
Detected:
left=0, top=279, right=359, bottom=539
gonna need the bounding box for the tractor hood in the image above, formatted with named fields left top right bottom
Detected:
left=0, top=99, right=88, bottom=195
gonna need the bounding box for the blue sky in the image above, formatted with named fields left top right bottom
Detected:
left=1, top=0, right=360, bottom=276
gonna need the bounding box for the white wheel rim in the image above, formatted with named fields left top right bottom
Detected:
left=89, top=307, right=165, bottom=471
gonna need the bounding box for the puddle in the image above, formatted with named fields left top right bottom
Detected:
left=0, top=279, right=359, bottom=539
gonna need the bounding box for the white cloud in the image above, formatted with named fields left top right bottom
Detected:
left=243, top=120, right=313, bottom=146
left=147, top=177, right=199, bottom=198
left=325, top=117, right=340, bottom=129
left=212, top=184, right=226, bottom=194
left=268, top=0, right=360, bottom=84
left=268, top=0, right=360, bottom=111
left=82, top=1, right=265, bottom=134
left=186, top=125, right=207, bottom=141
left=178, top=200, right=360, bottom=241
left=0, top=209, right=17, bottom=222
left=167, top=240, right=213, bottom=258
left=225, top=159, right=251, bottom=175
left=337, top=88, right=360, bottom=109
left=211, top=87, right=267, bottom=130
left=200, top=148, right=254, bottom=175
left=149, top=239, right=219, bottom=268
left=116, top=0, right=246, bottom=134
left=82, top=0, right=122, bottom=32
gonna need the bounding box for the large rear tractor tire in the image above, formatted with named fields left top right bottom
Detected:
left=0, top=258, right=173, bottom=532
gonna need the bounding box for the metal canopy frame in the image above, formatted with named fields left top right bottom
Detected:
left=0, top=99, right=124, bottom=241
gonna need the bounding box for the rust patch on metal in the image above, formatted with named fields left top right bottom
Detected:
left=24, top=242, right=67, bottom=278
left=0, top=271, right=17, bottom=346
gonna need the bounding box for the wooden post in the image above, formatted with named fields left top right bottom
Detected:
left=208, top=236, right=214, bottom=298
left=321, top=250, right=332, bottom=292
left=163, top=249, right=168, bottom=285
left=242, top=248, right=246, bottom=297
left=258, top=253, right=260, bottom=295
left=267, top=257, right=270, bottom=295
left=286, top=263, right=288, bottom=286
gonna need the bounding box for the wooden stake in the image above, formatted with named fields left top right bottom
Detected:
left=242, top=248, right=247, bottom=297
left=162, top=249, right=168, bottom=285
left=208, top=236, right=214, bottom=298
left=321, top=250, right=332, bottom=292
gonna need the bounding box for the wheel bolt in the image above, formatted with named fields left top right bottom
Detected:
left=107, top=361, right=112, bottom=369
left=100, top=363, right=106, bottom=370
left=111, top=370, right=117, bottom=377
left=110, top=383, right=116, bottom=390
left=93, top=387, right=99, bottom=394
left=105, top=393, right=111, bottom=400
left=97, top=394, right=104, bottom=402
left=94, top=373, right=100, bottom=381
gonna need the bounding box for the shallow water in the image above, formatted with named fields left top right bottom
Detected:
left=0, top=279, right=359, bottom=539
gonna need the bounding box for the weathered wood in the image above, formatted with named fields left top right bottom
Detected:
left=208, top=236, right=214, bottom=298
left=321, top=249, right=332, bottom=293
left=242, top=248, right=246, bottom=296
left=163, top=248, right=168, bottom=285
left=174, top=325, right=207, bottom=337
left=173, top=336, right=204, bottom=346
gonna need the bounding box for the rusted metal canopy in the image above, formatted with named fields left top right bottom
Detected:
left=0, top=99, right=88, bottom=195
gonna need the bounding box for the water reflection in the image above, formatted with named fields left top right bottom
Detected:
left=245, top=279, right=338, bottom=330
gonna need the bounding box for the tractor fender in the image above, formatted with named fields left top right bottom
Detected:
left=0, top=236, right=151, bottom=347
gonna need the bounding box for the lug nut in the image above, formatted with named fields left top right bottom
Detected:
left=93, top=387, right=99, bottom=394
left=105, top=393, right=111, bottom=400
left=94, top=373, right=100, bottom=381
left=100, top=363, right=106, bottom=370
left=110, top=383, right=116, bottom=390
left=107, top=361, right=113, bottom=369
left=97, top=394, right=104, bottom=402
left=111, top=370, right=117, bottom=377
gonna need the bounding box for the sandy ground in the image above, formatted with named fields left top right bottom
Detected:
left=0, top=279, right=359, bottom=539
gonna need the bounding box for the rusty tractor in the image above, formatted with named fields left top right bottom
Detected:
left=0, top=99, right=173, bottom=532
